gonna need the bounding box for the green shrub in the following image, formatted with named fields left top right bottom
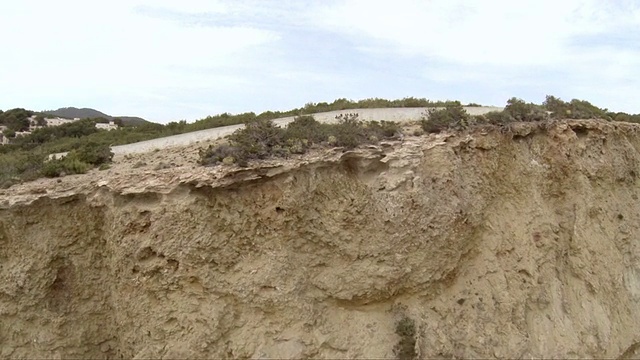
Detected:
left=368, top=120, right=402, bottom=138
left=3, top=129, right=16, bottom=138
left=199, top=144, right=247, bottom=166
left=543, top=95, right=610, bottom=120
left=228, top=119, right=286, bottom=160
left=421, top=102, right=470, bottom=133
left=284, top=115, right=327, bottom=145
left=483, top=111, right=515, bottom=125
left=330, top=113, right=399, bottom=148
left=332, top=113, right=369, bottom=149
left=0, top=150, right=47, bottom=187
left=73, top=142, right=113, bottom=166
left=0, top=138, right=112, bottom=185
left=505, top=97, right=549, bottom=122
left=199, top=114, right=403, bottom=166
left=42, top=155, right=91, bottom=178
left=393, top=315, right=417, bottom=360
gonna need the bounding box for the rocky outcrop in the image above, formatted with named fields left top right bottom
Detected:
left=1, top=119, right=640, bottom=358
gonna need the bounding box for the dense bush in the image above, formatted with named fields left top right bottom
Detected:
left=368, top=120, right=402, bottom=138
left=543, top=95, right=611, bottom=120
left=420, top=102, right=470, bottom=133
left=0, top=150, right=47, bottom=188
left=284, top=115, right=327, bottom=144
left=199, top=114, right=402, bottom=167
left=227, top=119, right=287, bottom=160
left=73, top=142, right=114, bottom=166
left=0, top=108, right=33, bottom=132
left=504, top=98, right=549, bottom=122
left=479, top=111, right=515, bottom=125
left=39, top=143, right=112, bottom=178
left=0, top=141, right=113, bottom=185
left=41, top=154, right=91, bottom=178
left=612, top=112, right=640, bottom=124
left=3, top=129, right=16, bottom=138
left=331, top=113, right=370, bottom=149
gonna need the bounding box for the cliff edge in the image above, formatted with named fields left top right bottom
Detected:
left=1, top=119, right=640, bottom=358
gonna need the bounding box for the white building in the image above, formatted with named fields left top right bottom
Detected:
left=45, top=117, right=77, bottom=126
left=95, top=121, right=118, bottom=131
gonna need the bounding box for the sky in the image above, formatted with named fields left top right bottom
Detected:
left=1, top=0, right=639, bottom=123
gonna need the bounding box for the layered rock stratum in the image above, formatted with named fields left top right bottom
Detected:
left=1, top=119, right=640, bottom=359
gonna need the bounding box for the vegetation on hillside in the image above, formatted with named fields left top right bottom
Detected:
left=199, top=114, right=401, bottom=167
left=43, top=107, right=149, bottom=126
left=0, top=108, right=34, bottom=133
left=42, top=142, right=113, bottom=178
left=421, top=101, right=472, bottom=133
left=1, top=95, right=640, bottom=187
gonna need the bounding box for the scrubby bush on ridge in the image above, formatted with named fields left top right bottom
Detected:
left=420, top=102, right=471, bottom=133
left=199, top=114, right=402, bottom=167
left=2, top=94, right=639, bottom=187
left=543, top=95, right=611, bottom=120
left=505, top=97, right=549, bottom=122
left=418, top=95, right=632, bottom=134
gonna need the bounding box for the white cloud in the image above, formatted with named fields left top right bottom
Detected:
left=134, top=0, right=230, bottom=15
left=1, top=0, right=640, bottom=120
left=314, top=0, right=640, bottom=66
left=0, top=0, right=280, bottom=120
left=306, top=0, right=640, bottom=112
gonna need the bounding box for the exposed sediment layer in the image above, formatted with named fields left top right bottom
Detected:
left=1, top=120, right=640, bottom=358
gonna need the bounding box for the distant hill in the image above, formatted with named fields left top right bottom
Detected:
left=43, top=107, right=151, bottom=126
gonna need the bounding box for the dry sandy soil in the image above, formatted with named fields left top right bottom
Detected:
left=4, top=117, right=640, bottom=359
left=2, top=119, right=428, bottom=204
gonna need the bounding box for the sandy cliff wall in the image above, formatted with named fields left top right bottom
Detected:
left=1, top=120, right=640, bottom=358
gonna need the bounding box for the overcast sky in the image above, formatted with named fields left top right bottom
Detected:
left=1, top=0, right=638, bottom=123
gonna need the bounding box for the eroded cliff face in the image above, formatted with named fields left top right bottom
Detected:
left=1, top=120, right=640, bottom=359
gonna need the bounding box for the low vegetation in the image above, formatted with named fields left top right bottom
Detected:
left=199, top=114, right=401, bottom=167
left=0, top=142, right=113, bottom=187
left=419, top=95, right=640, bottom=134
left=0, top=108, right=34, bottom=133
left=421, top=101, right=471, bottom=133
left=1, top=95, right=640, bottom=187
left=393, top=315, right=417, bottom=359
left=42, top=143, right=113, bottom=178
left=543, top=95, right=612, bottom=120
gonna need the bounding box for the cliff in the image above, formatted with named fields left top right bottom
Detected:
left=1, top=119, right=640, bottom=359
